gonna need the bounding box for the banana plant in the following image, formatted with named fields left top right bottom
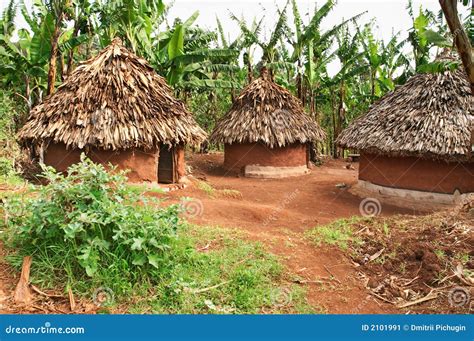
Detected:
left=229, top=13, right=264, bottom=82
left=287, top=0, right=366, bottom=108
left=358, top=23, right=409, bottom=98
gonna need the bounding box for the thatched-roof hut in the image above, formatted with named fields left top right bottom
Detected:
left=18, top=38, right=206, bottom=183
left=210, top=68, right=326, bottom=178
left=337, top=61, right=473, bottom=204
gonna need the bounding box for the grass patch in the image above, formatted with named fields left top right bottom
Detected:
left=196, top=180, right=215, bottom=197
left=305, top=217, right=366, bottom=250
left=217, top=189, right=243, bottom=199
left=126, top=183, right=165, bottom=195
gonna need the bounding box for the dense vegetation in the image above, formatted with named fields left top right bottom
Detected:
left=0, top=0, right=472, bottom=158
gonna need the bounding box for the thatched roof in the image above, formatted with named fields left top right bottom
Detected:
left=337, top=64, right=473, bottom=162
left=18, top=38, right=206, bottom=150
left=210, top=68, right=326, bottom=147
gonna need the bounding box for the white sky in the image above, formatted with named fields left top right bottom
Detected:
left=1, top=0, right=442, bottom=74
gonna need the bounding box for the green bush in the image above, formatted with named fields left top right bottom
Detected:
left=2, top=156, right=181, bottom=289
left=0, top=90, right=25, bottom=145
left=0, top=156, right=14, bottom=177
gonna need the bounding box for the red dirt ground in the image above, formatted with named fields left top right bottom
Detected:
left=159, top=153, right=424, bottom=314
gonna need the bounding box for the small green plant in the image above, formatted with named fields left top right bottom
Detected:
left=306, top=217, right=365, bottom=250
left=0, top=156, right=24, bottom=187
left=434, top=249, right=446, bottom=260
left=0, top=157, right=14, bottom=177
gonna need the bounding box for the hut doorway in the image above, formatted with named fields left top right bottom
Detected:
left=158, top=145, right=175, bottom=183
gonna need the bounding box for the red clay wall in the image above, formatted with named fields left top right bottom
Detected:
left=88, top=148, right=158, bottom=183
left=224, top=142, right=308, bottom=173
left=44, top=143, right=173, bottom=183
left=359, top=153, right=474, bottom=194
left=175, top=145, right=186, bottom=179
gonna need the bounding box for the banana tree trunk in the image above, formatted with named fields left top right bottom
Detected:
left=334, top=81, right=346, bottom=158
left=47, top=23, right=62, bottom=95
left=439, top=0, right=474, bottom=94
left=296, top=60, right=303, bottom=101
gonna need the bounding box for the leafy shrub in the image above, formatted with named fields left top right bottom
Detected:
left=2, top=155, right=181, bottom=290
left=0, top=157, right=14, bottom=177
left=0, top=91, right=18, bottom=143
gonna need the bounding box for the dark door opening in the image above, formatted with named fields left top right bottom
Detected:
left=158, top=145, right=175, bottom=184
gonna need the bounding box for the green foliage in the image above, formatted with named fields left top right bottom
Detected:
left=306, top=217, right=366, bottom=250
left=0, top=90, right=19, bottom=143
left=2, top=156, right=180, bottom=283
left=139, top=225, right=309, bottom=314
left=0, top=157, right=14, bottom=177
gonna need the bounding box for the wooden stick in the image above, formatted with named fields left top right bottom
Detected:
left=68, top=287, right=76, bottom=312
left=369, top=291, right=395, bottom=305
left=30, top=285, right=63, bottom=299
left=13, top=256, right=32, bottom=304
left=190, top=281, right=230, bottom=294
left=396, top=292, right=438, bottom=308
left=323, top=265, right=342, bottom=284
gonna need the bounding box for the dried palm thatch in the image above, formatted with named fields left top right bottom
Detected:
left=210, top=68, right=326, bottom=148
left=337, top=63, right=473, bottom=162
left=18, top=38, right=206, bottom=150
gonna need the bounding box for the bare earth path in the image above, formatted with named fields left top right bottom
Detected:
left=164, top=153, right=422, bottom=314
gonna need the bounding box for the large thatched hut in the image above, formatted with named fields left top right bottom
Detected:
left=18, top=38, right=206, bottom=184
left=210, top=68, right=326, bottom=178
left=337, top=62, right=473, bottom=204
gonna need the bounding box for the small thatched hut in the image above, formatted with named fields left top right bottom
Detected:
left=210, top=68, right=326, bottom=178
left=337, top=61, right=473, bottom=203
left=18, top=38, right=206, bottom=184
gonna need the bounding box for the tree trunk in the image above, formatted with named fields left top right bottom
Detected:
left=334, top=81, right=346, bottom=158
left=47, top=20, right=63, bottom=95
left=296, top=60, right=303, bottom=101
left=439, top=0, right=474, bottom=94
left=66, top=25, right=81, bottom=76
left=25, top=75, right=31, bottom=111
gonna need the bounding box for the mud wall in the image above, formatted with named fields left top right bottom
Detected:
left=359, top=153, right=474, bottom=194
left=44, top=143, right=161, bottom=183
left=175, top=145, right=186, bottom=179
left=224, top=142, right=308, bottom=173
